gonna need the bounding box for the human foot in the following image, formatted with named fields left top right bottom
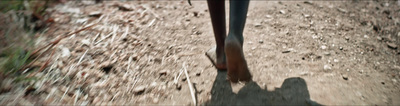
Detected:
left=205, top=46, right=227, bottom=70
left=224, top=36, right=252, bottom=82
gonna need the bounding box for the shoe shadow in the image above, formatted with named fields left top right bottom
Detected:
left=203, top=70, right=322, bottom=105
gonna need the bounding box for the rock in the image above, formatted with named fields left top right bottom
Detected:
left=282, top=50, right=290, bottom=53
left=265, top=15, right=272, bottom=18
left=159, top=70, right=168, bottom=76
left=304, top=1, right=313, bottom=4
left=81, top=39, right=91, bottom=46
left=176, top=84, right=182, bottom=90
left=153, top=98, right=159, bottom=103
left=195, top=72, right=201, bottom=76
left=118, top=4, right=134, bottom=11
left=387, top=42, right=398, bottom=49
left=342, top=74, right=348, bottom=80
left=333, top=59, right=339, bottom=63
left=61, top=47, right=71, bottom=58
left=392, top=79, right=397, bottom=83
left=279, top=10, right=286, bottom=14
left=76, top=18, right=88, bottom=24
left=304, top=14, right=311, bottom=18
left=133, top=86, right=146, bottom=94
left=339, top=47, right=343, bottom=50
left=337, top=8, right=348, bottom=13
left=254, top=24, right=263, bottom=28
left=345, top=36, right=350, bottom=40
left=150, top=82, right=157, bottom=87
left=89, top=11, right=102, bottom=17
left=321, top=45, right=327, bottom=49
left=377, top=36, right=383, bottom=41
left=323, top=52, right=331, bottom=56
left=258, top=40, right=264, bottom=44
left=323, top=65, right=332, bottom=71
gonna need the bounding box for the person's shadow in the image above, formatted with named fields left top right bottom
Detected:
left=202, top=70, right=322, bottom=105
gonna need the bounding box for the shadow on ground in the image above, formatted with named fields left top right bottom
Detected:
left=203, top=70, right=322, bottom=105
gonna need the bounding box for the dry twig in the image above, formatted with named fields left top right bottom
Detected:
left=183, top=62, right=196, bottom=105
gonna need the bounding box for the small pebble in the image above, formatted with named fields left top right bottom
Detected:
left=339, top=47, right=343, bottom=50
left=377, top=36, right=383, bottom=41
left=387, top=42, right=398, bottom=49
left=304, top=14, right=310, bottom=18
left=153, top=98, right=159, bottom=103
left=265, top=15, right=272, bottom=18
left=196, top=72, right=201, bottom=76
left=337, top=8, right=348, bottom=13
left=321, top=45, right=327, bottom=49
left=159, top=70, right=168, bottom=76
left=133, top=85, right=146, bottom=94
left=342, top=74, right=348, bottom=80
left=323, top=65, right=332, bottom=71
left=176, top=84, right=182, bottom=90
left=345, top=36, right=350, bottom=40
left=304, top=1, right=313, bottom=4
left=88, top=11, right=102, bottom=17
left=282, top=50, right=290, bottom=53
left=323, top=52, right=331, bottom=56
left=258, top=40, right=264, bottom=44
left=279, top=10, right=286, bottom=14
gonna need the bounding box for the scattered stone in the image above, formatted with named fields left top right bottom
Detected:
left=339, top=47, right=343, bottom=50
left=321, top=45, right=327, bottom=49
left=333, top=59, right=339, bottom=63
left=387, top=42, right=398, bottom=49
left=323, top=64, right=332, bottom=71
left=265, top=15, right=272, bottom=18
left=153, top=98, right=159, bottom=103
left=342, top=74, right=348, bottom=80
left=150, top=82, right=157, bottom=87
left=61, top=47, right=71, bottom=58
left=76, top=18, right=88, bottom=24
left=254, top=24, right=263, bottom=28
left=323, top=52, right=331, bottom=56
left=381, top=82, right=385, bottom=85
left=133, top=85, right=146, bottom=94
left=81, top=39, right=91, bottom=46
left=304, top=1, right=313, bottom=4
left=195, top=72, right=201, bottom=76
left=282, top=50, right=290, bottom=53
left=345, top=36, right=350, bottom=40
left=337, top=8, right=348, bottom=13
left=182, top=77, right=187, bottom=81
left=258, top=40, right=264, bottom=44
left=304, top=14, right=310, bottom=18
left=176, top=84, right=182, bottom=90
left=118, top=4, right=134, bottom=11
left=88, top=11, right=102, bottom=17
left=279, top=10, right=286, bottom=14
left=159, top=70, right=168, bottom=76
left=392, top=79, right=397, bottom=83
left=377, top=36, right=383, bottom=41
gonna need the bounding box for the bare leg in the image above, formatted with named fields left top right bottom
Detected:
left=207, top=0, right=227, bottom=70
left=225, top=0, right=252, bottom=82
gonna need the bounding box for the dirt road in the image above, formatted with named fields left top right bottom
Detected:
left=1, top=0, right=399, bottom=105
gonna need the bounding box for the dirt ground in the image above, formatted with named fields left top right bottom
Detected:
left=1, top=0, right=400, bottom=105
